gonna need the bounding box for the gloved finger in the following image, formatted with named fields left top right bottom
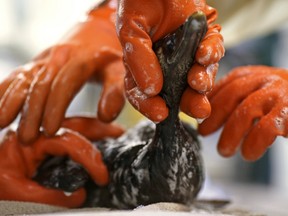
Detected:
left=119, top=20, right=163, bottom=96
left=125, top=71, right=168, bottom=122
left=41, top=57, right=93, bottom=137
left=180, top=87, right=211, bottom=121
left=0, top=66, right=40, bottom=128
left=0, top=70, right=20, bottom=98
left=0, top=62, right=46, bottom=99
left=18, top=47, right=70, bottom=143
left=98, top=60, right=125, bottom=122
left=124, top=52, right=163, bottom=96
left=34, top=130, right=109, bottom=186
left=187, top=63, right=218, bottom=93
left=0, top=176, right=86, bottom=208
left=198, top=74, right=270, bottom=135
left=0, top=130, right=26, bottom=173
left=205, top=5, right=218, bottom=25
left=17, top=66, right=58, bottom=143
left=195, top=24, right=224, bottom=66
left=0, top=79, right=26, bottom=127
left=62, top=116, right=125, bottom=141
left=43, top=49, right=119, bottom=136
left=208, top=66, right=271, bottom=99
left=241, top=104, right=288, bottom=161
left=216, top=87, right=275, bottom=157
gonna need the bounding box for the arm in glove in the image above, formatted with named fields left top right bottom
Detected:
left=0, top=117, right=124, bottom=207
left=117, top=0, right=224, bottom=122
left=0, top=0, right=125, bottom=143
left=198, top=66, right=288, bottom=161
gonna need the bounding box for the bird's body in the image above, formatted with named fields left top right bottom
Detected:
left=84, top=120, right=203, bottom=208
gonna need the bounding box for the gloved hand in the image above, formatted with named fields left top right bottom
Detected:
left=0, top=0, right=125, bottom=143
left=0, top=117, right=124, bottom=207
left=117, top=0, right=224, bottom=122
left=198, top=66, right=288, bottom=161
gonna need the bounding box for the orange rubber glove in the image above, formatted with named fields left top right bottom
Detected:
left=0, top=117, right=124, bottom=208
left=0, top=0, right=125, bottom=143
left=198, top=66, right=288, bottom=161
left=117, top=0, right=224, bottom=122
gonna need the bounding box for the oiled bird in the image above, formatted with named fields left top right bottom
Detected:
left=35, top=12, right=207, bottom=209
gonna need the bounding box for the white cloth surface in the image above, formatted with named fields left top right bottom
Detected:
left=0, top=201, right=263, bottom=216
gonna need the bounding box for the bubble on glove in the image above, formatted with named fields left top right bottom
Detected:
left=280, top=107, right=288, bottom=116
left=197, top=45, right=212, bottom=64
left=275, top=117, right=285, bottom=131
left=64, top=191, right=73, bottom=197
left=144, top=85, right=156, bottom=95
left=108, top=0, right=117, bottom=9
left=125, top=42, right=133, bottom=53
left=275, top=107, right=288, bottom=131
left=206, top=64, right=216, bottom=80
left=190, top=70, right=210, bottom=93
left=156, top=114, right=164, bottom=121
left=127, top=87, right=148, bottom=110
left=197, top=44, right=224, bottom=65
